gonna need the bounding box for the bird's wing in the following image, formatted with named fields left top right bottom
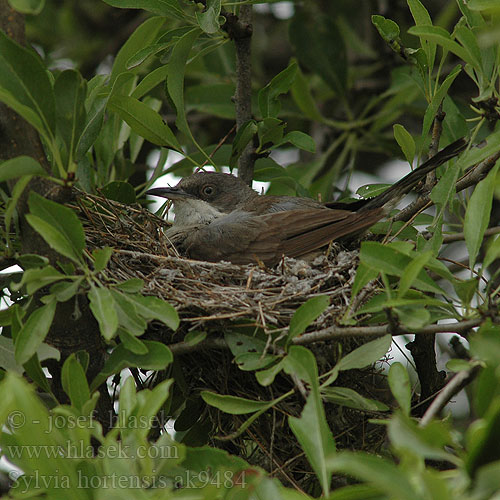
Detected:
left=182, top=208, right=383, bottom=265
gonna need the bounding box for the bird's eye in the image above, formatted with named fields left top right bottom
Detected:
left=201, top=185, right=215, bottom=197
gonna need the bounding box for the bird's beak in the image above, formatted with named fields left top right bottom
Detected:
left=145, top=187, right=195, bottom=200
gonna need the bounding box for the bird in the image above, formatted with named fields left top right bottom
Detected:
left=146, top=137, right=467, bottom=266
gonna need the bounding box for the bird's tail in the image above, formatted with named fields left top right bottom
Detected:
left=359, top=136, right=468, bottom=212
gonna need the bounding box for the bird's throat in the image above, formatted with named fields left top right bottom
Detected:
left=172, top=198, right=225, bottom=227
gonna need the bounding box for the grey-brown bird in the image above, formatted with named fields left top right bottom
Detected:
left=147, top=138, right=467, bottom=265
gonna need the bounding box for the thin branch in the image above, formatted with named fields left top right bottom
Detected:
left=424, top=225, right=500, bottom=243
left=395, top=150, right=500, bottom=223
left=419, top=364, right=481, bottom=426
left=167, top=317, right=488, bottom=356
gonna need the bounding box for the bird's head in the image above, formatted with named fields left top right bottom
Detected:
left=146, top=171, right=258, bottom=226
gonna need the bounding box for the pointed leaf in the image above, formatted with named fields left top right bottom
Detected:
left=201, top=392, right=271, bottom=415
left=288, top=295, right=329, bottom=342
left=0, top=156, right=46, bottom=181
left=0, top=30, right=55, bottom=136
left=88, top=285, right=118, bottom=340
left=15, top=301, right=56, bottom=365
left=167, top=28, right=201, bottom=138
left=27, top=192, right=85, bottom=263
left=61, top=354, right=90, bottom=411
left=54, top=70, right=87, bottom=163
left=108, top=95, right=181, bottom=150
left=464, top=162, right=500, bottom=268
left=393, top=124, right=415, bottom=165
left=388, top=362, right=411, bottom=416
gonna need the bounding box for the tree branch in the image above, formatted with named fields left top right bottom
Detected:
left=167, top=317, right=487, bottom=356
left=224, top=5, right=255, bottom=186
left=419, top=365, right=481, bottom=426
left=395, top=150, right=500, bottom=223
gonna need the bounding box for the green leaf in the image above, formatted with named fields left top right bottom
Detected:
left=288, top=295, right=329, bottom=342
left=132, top=65, right=169, bottom=99
left=388, top=362, right=411, bottom=416
left=167, top=28, right=202, bottom=139
left=350, top=262, right=378, bottom=298
left=54, top=69, right=87, bottom=165
left=284, top=346, right=335, bottom=496
left=322, top=387, right=389, bottom=411
left=48, top=278, right=83, bottom=303
left=125, top=294, right=180, bottom=330
left=409, top=25, right=478, bottom=69
left=290, top=60, right=324, bottom=122
left=372, top=15, right=400, bottom=42
left=338, top=335, right=392, bottom=372
left=322, top=335, right=393, bottom=386
left=483, top=235, right=500, bottom=270
left=90, top=340, right=172, bottom=390
left=290, top=12, right=347, bottom=96
left=102, top=0, right=184, bottom=19
left=279, top=131, right=315, bottom=153
left=429, top=157, right=460, bottom=210
left=92, top=247, right=113, bottom=273
left=196, top=0, right=221, bottom=34
left=109, top=16, right=165, bottom=85
left=398, top=251, right=432, bottom=297
left=75, top=95, right=107, bottom=161
left=393, top=124, right=415, bottom=166
left=0, top=156, right=46, bottom=181
left=11, top=265, right=66, bottom=295
left=101, top=181, right=137, bottom=204
left=108, top=95, right=181, bottom=150
left=360, top=242, right=445, bottom=295
left=88, top=285, right=118, bottom=340
left=126, top=43, right=170, bottom=70
left=407, top=0, right=435, bottom=71
left=328, top=452, right=420, bottom=500
left=421, top=65, right=461, bottom=139
left=453, top=278, right=478, bottom=306
left=15, top=301, right=56, bottom=365
left=258, top=62, right=298, bottom=118
left=110, top=289, right=147, bottom=336
left=61, top=354, right=90, bottom=411
left=464, top=162, right=500, bottom=268
left=184, top=330, right=207, bottom=346
left=0, top=29, right=55, bottom=138
left=388, top=413, right=457, bottom=463
left=257, top=117, right=285, bottom=151
left=118, top=328, right=148, bottom=354
left=16, top=254, right=49, bottom=269
left=455, top=24, right=483, bottom=74
left=201, top=392, right=270, bottom=415
left=114, top=278, right=144, bottom=293
left=8, top=0, right=45, bottom=14
left=27, top=192, right=85, bottom=264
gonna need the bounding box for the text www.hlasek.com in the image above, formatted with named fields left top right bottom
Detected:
left=6, top=441, right=178, bottom=460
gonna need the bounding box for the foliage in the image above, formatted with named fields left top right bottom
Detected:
left=0, top=0, right=500, bottom=498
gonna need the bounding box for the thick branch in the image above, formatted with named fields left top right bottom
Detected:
left=0, top=2, right=111, bottom=424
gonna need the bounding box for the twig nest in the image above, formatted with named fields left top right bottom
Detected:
left=74, top=191, right=361, bottom=333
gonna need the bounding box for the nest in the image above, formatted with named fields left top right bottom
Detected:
left=72, top=190, right=390, bottom=491
left=76, top=190, right=366, bottom=332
